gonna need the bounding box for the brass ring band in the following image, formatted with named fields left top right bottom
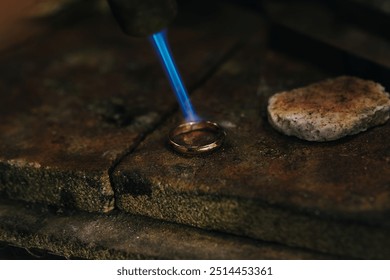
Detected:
left=168, top=121, right=226, bottom=155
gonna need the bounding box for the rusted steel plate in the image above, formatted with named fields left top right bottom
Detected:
left=113, top=37, right=390, bottom=258
left=0, top=11, right=238, bottom=212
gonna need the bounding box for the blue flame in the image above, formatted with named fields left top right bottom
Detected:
left=150, top=30, right=199, bottom=122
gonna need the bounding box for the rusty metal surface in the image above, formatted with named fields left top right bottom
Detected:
left=113, top=36, right=390, bottom=258
left=0, top=10, right=239, bottom=212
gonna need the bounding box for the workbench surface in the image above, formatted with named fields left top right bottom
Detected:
left=0, top=1, right=389, bottom=259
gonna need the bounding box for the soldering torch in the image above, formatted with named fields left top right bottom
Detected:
left=107, top=0, right=178, bottom=37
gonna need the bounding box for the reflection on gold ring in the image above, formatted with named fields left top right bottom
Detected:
left=168, top=121, right=226, bottom=155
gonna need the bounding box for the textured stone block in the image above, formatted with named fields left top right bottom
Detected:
left=112, top=38, right=390, bottom=258
left=267, top=76, right=390, bottom=141
left=0, top=199, right=330, bottom=259
left=0, top=11, right=238, bottom=212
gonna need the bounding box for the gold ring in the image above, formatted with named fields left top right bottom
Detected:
left=168, top=121, right=226, bottom=155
